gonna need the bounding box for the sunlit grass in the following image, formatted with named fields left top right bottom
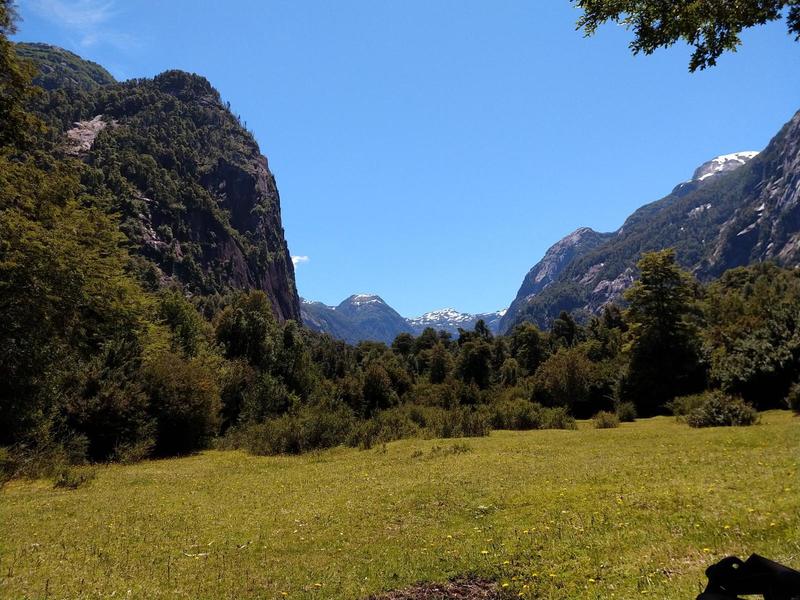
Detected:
left=2, top=412, right=797, bottom=599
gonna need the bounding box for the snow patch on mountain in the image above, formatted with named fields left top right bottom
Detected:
left=692, top=151, right=759, bottom=182
left=348, top=294, right=383, bottom=306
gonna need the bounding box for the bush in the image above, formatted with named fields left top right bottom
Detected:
left=0, top=447, right=13, bottom=486
left=347, top=408, right=421, bottom=449
left=54, top=465, right=96, bottom=490
left=668, top=392, right=710, bottom=417
left=593, top=411, right=620, bottom=429
left=422, top=406, right=490, bottom=439
left=236, top=401, right=355, bottom=455
left=490, top=398, right=543, bottom=430
left=113, top=438, right=155, bottom=464
left=539, top=406, right=578, bottom=430
left=686, top=392, right=758, bottom=428
left=489, top=398, right=577, bottom=431
left=144, top=352, right=222, bottom=456
left=786, top=382, right=800, bottom=414
left=1, top=430, right=90, bottom=483
left=616, top=401, right=637, bottom=422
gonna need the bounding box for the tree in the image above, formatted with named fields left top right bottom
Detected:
left=510, top=322, right=547, bottom=374
left=428, top=342, right=452, bottom=384
left=362, top=362, right=397, bottom=415
left=622, top=250, right=705, bottom=415
left=551, top=310, right=580, bottom=348
left=391, top=332, right=415, bottom=357
left=702, top=264, right=800, bottom=409
left=0, top=0, right=39, bottom=147
left=532, top=346, right=606, bottom=417
left=574, top=0, right=800, bottom=71
left=457, top=339, right=493, bottom=389
left=214, top=291, right=277, bottom=369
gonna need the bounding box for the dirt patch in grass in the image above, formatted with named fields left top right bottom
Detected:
left=366, top=578, right=501, bottom=600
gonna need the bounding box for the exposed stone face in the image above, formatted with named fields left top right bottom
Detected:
left=705, top=112, right=800, bottom=275
left=66, top=115, right=111, bottom=155
left=21, top=43, right=302, bottom=324
left=198, top=156, right=300, bottom=322
left=499, top=227, right=611, bottom=331
left=503, top=110, right=800, bottom=330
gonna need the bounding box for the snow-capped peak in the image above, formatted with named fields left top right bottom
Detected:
left=347, top=294, right=383, bottom=306
left=692, top=151, right=759, bottom=182
left=410, top=308, right=474, bottom=325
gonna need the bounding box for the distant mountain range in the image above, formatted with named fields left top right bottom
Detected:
left=301, top=295, right=505, bottom=345
left=305, top=110, right=800, bottom=343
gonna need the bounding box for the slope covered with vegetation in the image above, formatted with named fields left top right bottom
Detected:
left=15, top=42, right=115, bottom=90
left=19, top=42, right=300, bottom=320
left=506, top=112, right=800, bottom=330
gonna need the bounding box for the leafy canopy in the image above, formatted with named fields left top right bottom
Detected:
left=574, top=0, right=800, bottom=71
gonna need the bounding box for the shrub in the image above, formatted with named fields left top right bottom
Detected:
left=668, top=392, right=710, bottom=417
left=54, top=465, right=96, bottom=490
left=113, top=438, right=155, bottom=464
left=686, top=392, right=758, bottom=428
left=238, top=401, right=355, bottom=455
left=593, top=411, right=620, bottom=429
left=422, top=406, right=490, bottom=439
left=539, top=406, right=578, bottom=430
left=144, top=352, right=222, bottom=456
left=347, top=406, right=425, bottom=449
left=616, top=401, right=637, bottom=422
left=0, top=447, right=13, bottom=486
left=490, top=398, right=542, bottom=430
left=786, top=382, right=800, bottom=414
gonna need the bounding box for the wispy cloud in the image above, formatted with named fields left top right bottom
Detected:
left=292, top=256, right=310, bottom=266
left=27, top=0, right=138, bottom=50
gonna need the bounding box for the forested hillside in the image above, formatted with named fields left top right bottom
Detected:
left=17, top=43, right=300, bottom=321
left=504, top=115, right=800, bottom=329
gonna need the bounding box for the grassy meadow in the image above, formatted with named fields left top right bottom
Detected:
left=1, top=412, right=798, bottom=599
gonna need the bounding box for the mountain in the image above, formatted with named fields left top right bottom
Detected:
left=301, top=298, right=506, bottom=344
left=301, top=295, right=413, bottom=345
left=16, top=42, right=115, bottom=91
left=504, top=109, right=800, bottom=330
left=498, top=227, right=612, bottom=332
left=408, top=308, right=505, bottom=336
left=19, top=44, right=300, bottom=321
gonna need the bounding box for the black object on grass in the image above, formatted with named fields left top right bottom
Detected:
left=697, top=554, right=800, bottom=600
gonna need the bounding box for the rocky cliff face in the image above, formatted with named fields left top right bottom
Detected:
left=499, top=227, right=612, bottom=332
left=22, top=46, right=300, bottom=321
left=504, top=110, right=800, bottom=330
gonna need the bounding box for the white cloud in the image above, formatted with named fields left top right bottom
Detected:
left=27, top=0, right=138, bottom=51
left=292, top=256, right=310, bottom=266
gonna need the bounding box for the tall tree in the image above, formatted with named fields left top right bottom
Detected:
left=0, top=0, right=39, bottom=147
left=574, top=0, right=800, bottom=71
left=622, top=249, right=705, bottom=415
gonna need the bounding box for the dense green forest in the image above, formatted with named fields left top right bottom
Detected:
left=1, top=2, right=799, bottom=483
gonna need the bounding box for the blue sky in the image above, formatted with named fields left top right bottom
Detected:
left=13, top=0, right=800, bottom=317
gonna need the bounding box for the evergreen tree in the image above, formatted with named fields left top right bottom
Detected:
left=622, top=250, right=705, bottom=415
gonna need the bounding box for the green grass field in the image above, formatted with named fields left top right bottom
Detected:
left=2, top=412, right=798, bottom=599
